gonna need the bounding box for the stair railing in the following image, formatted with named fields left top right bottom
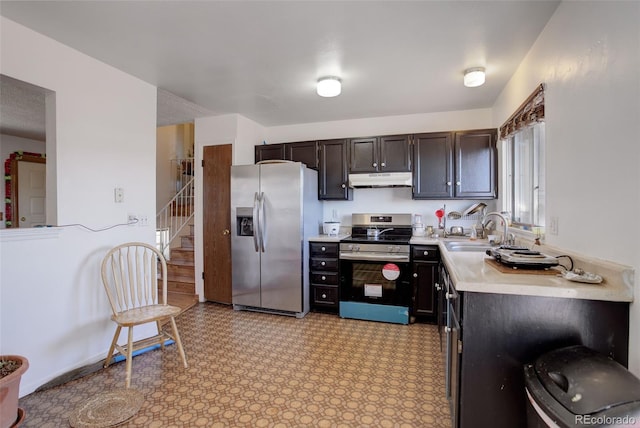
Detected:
left=156, top=158, right=195, bottom=258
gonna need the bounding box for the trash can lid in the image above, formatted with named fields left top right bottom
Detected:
left=534, top=345, right=640, bottom=415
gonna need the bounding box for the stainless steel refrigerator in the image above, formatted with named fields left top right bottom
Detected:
left=230, top=161, right=321, bottom=317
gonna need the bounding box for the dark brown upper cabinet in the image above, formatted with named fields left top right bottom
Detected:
left=255, top=144, right=285, bottom=163
left=349, top=134, right=411, bottom=173
left=412, top=132, right=454, bottom=199
left=318, top=139, right=352, bottom=200
left=413, top=129, right=497, bottom=200
left=255, top=141, right=318, bottom=170
left=285, top=141, right=318, bottom=170
left=454, top=129, right=497, bottom=199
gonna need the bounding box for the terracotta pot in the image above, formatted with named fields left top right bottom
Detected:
left=0, top=355, right=29, bottom=428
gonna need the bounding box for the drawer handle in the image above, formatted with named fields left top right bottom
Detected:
left=413, top=273, right=418, bottom=278
left=445, top=327, right=452, bottom=333
left=321, top=246, right=326, bottom=251
left=321, top=276, right=326, bottom=281
left=423, top=251, right=429, bottom=256
left=446, top=292, right=456, bottom=300
left=321, top=261, right=326, bottom=266
left=322, top=293, right=327, bottom=299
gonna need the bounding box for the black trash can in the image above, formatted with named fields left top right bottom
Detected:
left=524, top=345, right=640, bottom=428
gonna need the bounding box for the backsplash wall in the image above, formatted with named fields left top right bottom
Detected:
left=321, top=187, right=497, bottom=233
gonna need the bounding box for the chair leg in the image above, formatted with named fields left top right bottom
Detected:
left=156, top=320, right=165, bottom=351
left=125, top=327, right=134, bottom=388
left=103, top=325, right=121, bottom=368
left=169, top=317, right=188, bottom=368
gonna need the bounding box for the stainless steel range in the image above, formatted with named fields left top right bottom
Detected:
left=339, top=213, right=413, bottom=324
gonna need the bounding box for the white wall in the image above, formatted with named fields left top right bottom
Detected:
left=0, top=134, right=46, bottom=229
left=0, top=17, right=158, bottom=395
left=492, top=1, right=640, bottom=375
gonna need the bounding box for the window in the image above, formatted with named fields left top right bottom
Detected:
left=503, top=123, right=545, bottom=230
left=499, top=84, right=546, bottom=233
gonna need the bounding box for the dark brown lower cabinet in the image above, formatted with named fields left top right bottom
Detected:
left=410, top=245, right=439, bottom=322
left=453, top=292, right=629, bottom=428
left=309, top=242, right=340, bottom=311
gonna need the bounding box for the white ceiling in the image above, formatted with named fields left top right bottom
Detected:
left=0, top=1, right=560, bottom=134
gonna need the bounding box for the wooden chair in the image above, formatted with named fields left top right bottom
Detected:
left=101, top=242, right=187, bottom=387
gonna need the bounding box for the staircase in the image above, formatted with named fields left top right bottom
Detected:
left=156, top=157, right=198, bottom=310
left=166, top=224, right=196, bottom=294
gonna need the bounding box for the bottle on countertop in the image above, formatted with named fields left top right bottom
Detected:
left=469, top=224, right=478, bottom=241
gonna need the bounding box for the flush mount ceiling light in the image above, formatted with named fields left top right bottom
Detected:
left=317, top=77, right=341, bottom=97
left=463, top=67, right=486, bottom=88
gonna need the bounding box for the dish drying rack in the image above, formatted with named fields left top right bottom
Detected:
left=446, top=212, right=484, bottom=221
left=446, top=203, right=487, bottom=221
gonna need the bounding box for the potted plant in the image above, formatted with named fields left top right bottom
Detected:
left=0, top=355, right=29, bottom=428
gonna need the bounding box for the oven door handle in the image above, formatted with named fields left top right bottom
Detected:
left=339, top=253, right=410, bottom=262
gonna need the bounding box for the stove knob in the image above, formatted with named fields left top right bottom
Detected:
left=387, top=246, right=394, bottom=252
left=395, top=246, right=401, bottom=252
left=347, top=244, right=354, bottom=251
left=355, top=245, right=361, bottom=252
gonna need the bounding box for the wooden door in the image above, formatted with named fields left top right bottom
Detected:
left=203, top=144, right=233, bottom=303
left=15, top=158, right=46, bottom=227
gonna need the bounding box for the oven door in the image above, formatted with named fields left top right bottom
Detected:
left=339, top=259, right=411, bottom=306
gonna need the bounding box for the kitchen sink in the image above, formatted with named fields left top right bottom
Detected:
left=444, top=241, right=494, bottom=252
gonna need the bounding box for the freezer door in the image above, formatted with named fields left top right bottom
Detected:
left=231, top=165, right=261, bottom=307
left=259, top=163, right=304, bottom=312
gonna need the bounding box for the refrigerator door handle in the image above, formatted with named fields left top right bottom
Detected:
left=252, top=192, right=260, bottom=252
left=258, top=192, right=266, bottom=252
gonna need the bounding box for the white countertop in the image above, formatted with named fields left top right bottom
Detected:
left=308, top=235, right=633, bottom=302
left=416, top=237, right=633, bottom=302
left=309, top=234, right=350, bottom=242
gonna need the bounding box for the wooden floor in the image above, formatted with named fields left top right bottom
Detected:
left=167, top=292, right=199, bottom=313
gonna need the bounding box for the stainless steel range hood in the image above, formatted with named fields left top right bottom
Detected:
left=348, top=172, right=412, bottom=188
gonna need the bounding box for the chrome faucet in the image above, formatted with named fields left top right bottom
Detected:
left=482, top=212, right=513, bottom=246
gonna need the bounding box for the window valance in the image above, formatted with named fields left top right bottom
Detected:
left=499, top=83, right=545, bottom=140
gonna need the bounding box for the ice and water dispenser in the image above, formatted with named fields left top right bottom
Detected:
left=236, top=207, right=254, bottom=237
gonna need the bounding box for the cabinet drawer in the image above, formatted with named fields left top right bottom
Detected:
left=311, top=272, right=339, bottom=285
left=313, top=286, right=338, bottom=306
left=310, top=242, right=339, bottom=257
left=412, top=245, right=440, bottom=261
left=311, top=258, right=339, bottom=271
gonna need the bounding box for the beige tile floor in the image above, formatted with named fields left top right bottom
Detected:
left=19, top=303, right=452, bottom=427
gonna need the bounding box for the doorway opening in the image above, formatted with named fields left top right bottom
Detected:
left=0, top=74, right=55, bottom=228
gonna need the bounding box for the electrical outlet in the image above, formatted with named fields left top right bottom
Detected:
left=128, top=214, right=137, bottom=226
left=549, top=216, right=559, bottom=235
left=114, top=187, right=124, bottom=203
left=139, top=216, right=148, bottom=227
